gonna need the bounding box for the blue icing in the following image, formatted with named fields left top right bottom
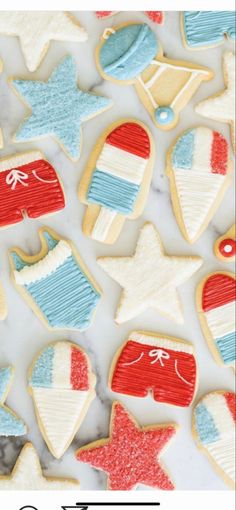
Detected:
left=183, top=11, right=236, bottom=48
left=13, top=56, right=112, bottom=159
left=195, top=403, right=219, bottom=444
left=87, top=169, right=140, bottom=214
left=11, top=252, right=28, bottom=271
left=155, top=106, right=175, bottom=125
left=29, top=346, right=54, bottom=388
left=0, top=367, right=12, bottom=402
left=42, top=231, right=58, bottom=250
left=11, top=232, right=58, bottom=271
left=0, top=407, right=26, bottom=436
left=172, top=130, right=195, bottom=169
left=25, top=255, right=100, bottom=330
left=216, top=332, right=236, bottom=365
left=100, top=24, right=157, bottom=81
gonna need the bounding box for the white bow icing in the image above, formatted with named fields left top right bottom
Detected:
left=6, top=169, right=29, bottom=190
left=149, top=348, right=170, bottom=366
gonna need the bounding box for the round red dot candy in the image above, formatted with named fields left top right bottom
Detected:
left=219, top=238, right=236, bottom=258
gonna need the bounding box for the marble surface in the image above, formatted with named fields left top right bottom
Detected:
left=0, top=11, right=235, bottom=491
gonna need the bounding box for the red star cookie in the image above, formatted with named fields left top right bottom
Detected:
left=76, top=402, right=177, bottom=490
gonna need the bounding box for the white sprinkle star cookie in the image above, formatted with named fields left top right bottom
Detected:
left=0, top=11, right=87, bottom=72
left=98, top=222, right=203, bottom=324
left=195, top=52, right=235, bottom=153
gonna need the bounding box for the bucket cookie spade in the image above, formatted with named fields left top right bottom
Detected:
left=96, top=23, right=213, bottom=130
left=79, top=120, right=154, bottom=244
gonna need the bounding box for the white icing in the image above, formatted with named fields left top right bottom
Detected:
left=98, top=223, right=202, bottom=324
left=92, top=207, right=116, bottom=241
left=0, top=12, right=87, bottom=72
left=192, top=127, right=213, bottom=172
left=14, top=240, right=72, bottom=285
left=52, top=343, right=71, bottom=389
left=32, top=388, right=89, bottom=458
left=207, top=437, right=235, bottom=483
left=0, top=444, right=78, bottom=490
left=175, top=360, right=192, bottom=385
left=173, top=169, right=225, bottom=240
left=32, top=170, right=57, bottom=183
left=171, top=72, right=198, bottom=108
left=205, top=301, right=235, bottom=338
left=97, top=143, right=147, bottom=184
left=0, top=151, right=43, bottom=172
left=129, top=332, right=194, bottom=354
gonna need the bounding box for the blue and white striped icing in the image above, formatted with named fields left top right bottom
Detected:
left=0, top=367, right=27, bottom=437
left=87, top=170, right=140, bottom=214
left=11, top=230, right=101, bottom=330
left=183, top=11, right=236, bottom=48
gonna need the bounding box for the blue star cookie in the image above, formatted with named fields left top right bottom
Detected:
left=12, top=56, right=113, bottom=160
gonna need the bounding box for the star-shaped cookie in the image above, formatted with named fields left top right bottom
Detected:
left=76, top=402, right=177, bottom=490
left=0, top=366, right=26, bottom=436
left=11, top=55, right=112, bottom=160
left=0, top=443, right=79, bottom=490
left=0, top=11, right=87, bottom=72
left=98, top=222, right=203, bottom=324
left=196, top=52, right=235, bottom=153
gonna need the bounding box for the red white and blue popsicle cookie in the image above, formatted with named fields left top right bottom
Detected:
left=193, top=391, right=235, bottom=488
left=167, top=127, right=232, bottom=244
left=28, top=341, right=96, bottom=459
left=78, top=120, right=154, bottom=244
left=197, top=272, right=236, bottom=368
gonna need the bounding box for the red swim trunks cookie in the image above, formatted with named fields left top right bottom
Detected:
left=0, top=151, right=65, bottom=228
left=111, top=332, right=197, bottom=407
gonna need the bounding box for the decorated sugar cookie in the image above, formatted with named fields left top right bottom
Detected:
left=0, top=58, right=3, bottom=148
left=28, top=341, right=96, bottom=459
left=166, top=127, right=232, bottom=244
left=96, top=11, right=164, bottom=24
left=110, top=331, right=197, bottom=407
left=0, top=279, right=7, bottom=320
left=197, top=272, right=236, bottom=368
left=214, top=224, right=236, bottom=262
left=195, top=52, right=235, bottom=153
left=0, top=151, right=65, bottom=229
left=11, top=56, right=112, bottom=160
left=98, top=222, right=202, bottom=324
left=96, top=23, right=212, bottom=130
left=0, top=443, right=79, bottom=490
left=182, top=11, right=236, bottom=49
left=0, top=12, right=87, bottom=72
left=79, top=120, right=154, bottom=243
left=193, top=391, right=235, bottom=489
left=0, top=366, right=27, bottom=436
left=76, top=401, right=178, bottom=490
left=9, top=227, right=101, bottom=331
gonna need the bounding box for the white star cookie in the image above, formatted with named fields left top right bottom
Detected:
left=0, top=443, right=79, bottom=490
left=0, top=12, right=87, bottom=72
left=196, top=52, right=235, bottom=153
left=98, top=222, right=203, bottom=324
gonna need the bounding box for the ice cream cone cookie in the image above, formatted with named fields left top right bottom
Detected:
left=0, top=279, right=7, bottom=320
left=110, top=331, right=197, bottom=407
left=181, top=11, right=236, bottom=49
left=76, top=401, right=178, bottom=490
left=96, top=23, right=213, bottom=130
left=78, top=120, right=154, bottom=244
left=195, top=52, right=235, bottom=153
left=98, top=222, right=203, bottom=324
left=193, top=391, right=235, bottom=489
left=28, top=341, right=96, bottom=459
left=0, top=366, right=27, bottom=436
left=0, top=58, right=3, bottom=148
left=166, top=127, right=232, bottom=244
left=197, top=272, right=236, bottom=368
left=0, top=151, right=65, bottom=229
left=96, top=12, right=164, bottom=24
left=9, top=227, right=101, bottom=331
left=0, top=443, right=79, bottom=490
left=214, top=224, right=236, bottom=262
left=0, top=12, right=87, bottom=72
left=10, top=56, right=113, bottom=161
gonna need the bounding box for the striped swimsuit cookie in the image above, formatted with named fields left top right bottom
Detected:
left=197, top=272, right=236, bottom=368
left=79, top=120, right=154, bottom=243
left=193, top=391, right=235, bottom=488
left=28, top=341, right=96, bottom=458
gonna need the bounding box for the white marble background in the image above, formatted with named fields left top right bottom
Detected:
left=0, top=11, right=235, bottom=491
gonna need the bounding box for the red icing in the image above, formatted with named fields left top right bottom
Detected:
left=224, top=392, right=236, bottom=422
left=202, top=274, right=236, bottom=311
left=211, top=131, right=228, bottom=175
left=219, top=238, right=236, bottom=258
left=111, top=340, right=196, bottom=407
left=95, top=11, right=114, bottom=18
left=0, top=158, right=65, bottom=228
left=77, top=402, right=176, bottom=490
left=145, top=11, right=164, bottom=24
left=70, top=347, right=89, bottom=391
left=106, top=122, right=151, bottom=158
